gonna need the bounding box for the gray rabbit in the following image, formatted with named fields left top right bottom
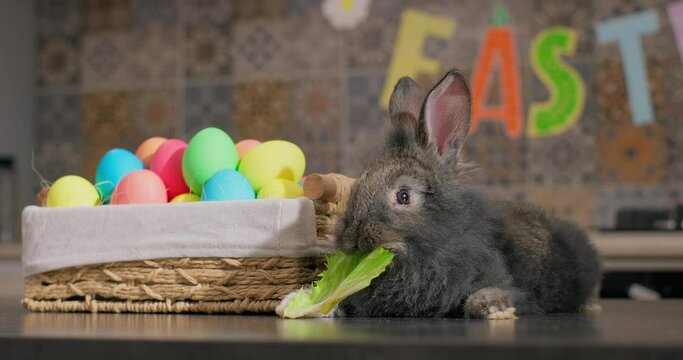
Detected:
left=334, top=70, right=601, bottom=319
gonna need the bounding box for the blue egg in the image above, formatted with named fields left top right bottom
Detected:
left=201, top=169, right=255, bottom=201
left=95, top=149, right=144, bottom=203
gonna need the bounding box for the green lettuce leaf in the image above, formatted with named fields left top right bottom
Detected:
left=282, top=248, right=395, bottom=319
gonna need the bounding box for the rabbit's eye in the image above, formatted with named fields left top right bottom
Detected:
left=396, top=189, right=411, bottom=205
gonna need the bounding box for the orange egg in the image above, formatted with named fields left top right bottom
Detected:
left=235, top=139, right=261, bottom=160
left=135, top=137, right=167, bottom=167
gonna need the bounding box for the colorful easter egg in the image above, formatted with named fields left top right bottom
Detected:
left=238, top=140, right=306, bottom=192
left=150, top=139, right=189, bottom=200
left=235, top=139, right=261, bottom=160
left=95, top=149, right=144, bottom=203
left=46, top=175, right=100, bottom=207
left=110, top=170, right=167, bottom=205
left=257, top=179, right=304, bottom=199
left=182, top=127, right=238, bottom=194
left=135, top=137, right=167, bottom=167
left=170, top=193, right=200, bottom=203
left=201, top=169, right=255, bottom=201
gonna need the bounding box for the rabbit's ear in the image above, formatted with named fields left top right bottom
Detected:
left=389, top=76, right=425, bottom=131
left=420, top=70, right=471, bottom=158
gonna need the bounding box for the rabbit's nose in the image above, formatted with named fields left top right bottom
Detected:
left=337, top=220, right=381, bottom=253
left=357, top=222, right=382, bottom=252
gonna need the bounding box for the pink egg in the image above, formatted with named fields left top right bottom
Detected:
left=235, top=139, right=261, bottom=160
left=111, top=170, right=167, bottom=205
left=135, top=137, right=167, bottom=168
left=150, top=139, right=190, bottom=200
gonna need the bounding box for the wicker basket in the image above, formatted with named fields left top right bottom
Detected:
left=23, top=257, right=322, bottom=314
left=23, top=174, right=353, bottom=314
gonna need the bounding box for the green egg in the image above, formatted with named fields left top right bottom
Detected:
left=182, top=127, right=238, bottom=194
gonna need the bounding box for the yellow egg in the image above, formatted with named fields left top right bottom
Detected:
left=46, top=175, right=101, bottom=207
left=238, top=140, right=306, bottom=192
left=170, top=193, right=200, bottom=203
left=257, top=179, right=304, bottom=199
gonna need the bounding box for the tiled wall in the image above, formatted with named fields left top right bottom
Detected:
left=34, top=0, right=683, bottom=229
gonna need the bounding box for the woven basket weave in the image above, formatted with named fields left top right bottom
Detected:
left=23, top=189, right=350, bottom=314
left=23, top=257, right=322, bottom=314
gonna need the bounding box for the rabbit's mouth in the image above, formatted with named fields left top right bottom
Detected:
left=377, top=228, right=407, bottom=254
left=381, top=241, right=407, bottom=254
left=336, top=219, right=407, bottom=254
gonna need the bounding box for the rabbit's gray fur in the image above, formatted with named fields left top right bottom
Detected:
left=335, top=70, right=601, bottom=318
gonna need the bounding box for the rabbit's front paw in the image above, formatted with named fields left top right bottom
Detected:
left=464, top=287, right=517, bottom=320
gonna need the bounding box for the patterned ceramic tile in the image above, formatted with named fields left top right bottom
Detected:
left=594, top=4, right=678, bottom=187
left=232, top=20, right=288, bottom=76
left=81, top=0, right=132, bottom=33
left=463, top=122, right=526, bottom=186
left=428, top=0, right=533, bottom=73
left=595, top=57, right=671, bottom=131
left=35, top=94, right=82, bottom=145
left=595, top=185, right=675, bottom=229
left=643, top=32, right=678, bottom=127
left=526, top=61, right=596, bottom=186
left=468, top=184, right=528, bottom=202
left=343, top=73, right=387, bottom=177
left=344, top=15, right=397, bottom=68
left=287, top=15, right=342, bottom=72
left=83, top=28, right=178, bottom=89
left=645, top=5, right=683, bottom=184
left=82, top=91, right=134, bottom=178
left=82, top=92, right=133, bottom=138
left=401, top=0, right=467, bottom=69
left=669, top=129, right=683, bottom=184
left=594, top=0, right=664, bottom=21
left=370, top=0, right=407, bottom=19
left=185, top=24, right=232, bottom=77
left=649, top=5, right=682, bottom=52
left=232, top=80, right=290, bottom=140
left=233, top=0, right=288, bottom=20
left=646, top=54, right=682, bottom=185
left=184, top=84, right=232, bottom=137
left=126, top=28, right=178, bottom=83
left=34, top=93, right=84, bottom=181
left=130, top=89, right=178, bottom=141
left=287, top=0, right=320, bottom=17
left=34, top=142, right=84, bottom=183
left=28, top=0, right=683, bottom=230
left=179, top=0, right=233, bottom=25
left=526, top=127, right=596, bottom=186
left=82, top=31, right=128, bottom=88
left=37, top=35, right=81, bottom=86
left=404, top=0, right=462, bottom=18
left=288, top=78, right=342, bottom=174
left=131, top=0, right=178, bottom=29
left=531, top=0, right=594, bottom=56
left=669, top=183, right=683, bottom=204
left=573, top=60, right=598, bottom=134
left=594, top=55, right=628, bottom=127
left=597, top=122, right=667, bottom=184
left=36, top=0, right=81, bottom=36
left=525, top=186, right=596, bottom=228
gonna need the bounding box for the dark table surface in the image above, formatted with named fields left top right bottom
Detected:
left=1, top=298, right=683, bottom=360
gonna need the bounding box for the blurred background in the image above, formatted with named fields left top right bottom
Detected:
left=0, top=0, right=682, bottom=297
